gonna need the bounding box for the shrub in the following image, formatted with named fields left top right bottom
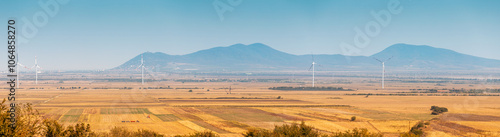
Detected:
left=0, top=99, right=43, bottom=136
left=243, top=122, right=382, bottom=137
left=243, top=128, right=272, bottom=137
left=102, top=127, right=164, bottom=137
left=43, top=119, right=65, bottom=136
left=401, top=121, right=425, bottom=137
left=331, top=128, right=383, bottom=137
left=351, top=116, right=356, bottom=121
left=1, top=99, right=97, bottom=137
left=175, top=131, right=217, bottom=137
left=63, top=123, right=94, bottom=137
left=430, top=106, right=448, bottom=115
left=243, top=121, right=319, bottom=137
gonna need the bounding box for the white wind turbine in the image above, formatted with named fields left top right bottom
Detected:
left=308, top=55, right=316, bottom=87
left=374, top=56, right=393, bottom=89
left=136, top=55, right=145, bottom=85
left=16, top=62, right=30, bottom=88
left=31, top=56, right=42, bottom=85
left=15, top=52, right=31, bottom=88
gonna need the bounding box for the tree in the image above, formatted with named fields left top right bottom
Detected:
left=430, top=106, right=448, bottom=115
left=42, top=119, right=64, bottom=137
left=351, top=116, right=356, bottom=121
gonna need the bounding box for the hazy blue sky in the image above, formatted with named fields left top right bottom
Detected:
left=1, top=0, right=499, bottom=70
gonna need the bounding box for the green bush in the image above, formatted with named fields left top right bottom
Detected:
left=430, top=106, right=448, bottom=115
left=401, top=121, right=426, bottom=137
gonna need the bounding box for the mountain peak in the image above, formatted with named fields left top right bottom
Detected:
left=226, top=43, right=272, bottom=49
left=228, top=43, right=246, bottom=48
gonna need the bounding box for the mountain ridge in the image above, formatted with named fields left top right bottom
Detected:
left=114, top=43, right=500, bottom=71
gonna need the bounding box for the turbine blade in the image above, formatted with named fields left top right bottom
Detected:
left=373, top=58, right=383, bottom=63
left=308, top=64, right=313, bottom=71
left=386, top=56, right=393, bottom=61
left=17, top=63, right=23, bottom=67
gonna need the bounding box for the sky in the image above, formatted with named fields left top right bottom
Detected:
left=1, top=0, right=500, bottom=70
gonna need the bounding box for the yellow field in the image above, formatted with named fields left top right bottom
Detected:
left=2, top=76, right=500, bottom=136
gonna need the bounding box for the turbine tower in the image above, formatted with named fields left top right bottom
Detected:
left=137, top=55, right=145, bottom=85
left=374, top=56, right=393, bottom=89
left=16, top=63, right=29, bottom=88
left=16, top=52, right=19, bottom=89
left=31, top=56, right=42, bottom=85
left=308, top=55, right=316, bottom=87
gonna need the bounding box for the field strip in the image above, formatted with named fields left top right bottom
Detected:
left=191, top=121, right=231, bottom=134
left=303, top=120, right=348, bottom=132
left=196, top=114, right=247, bottom=133
left=178, top=120, right=208, bottom=132
left=172, top=105, right=351, bottom=107
left=59, top=109, right=84, bottom=123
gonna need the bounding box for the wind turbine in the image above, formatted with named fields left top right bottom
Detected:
left=136, top=55, right=145, bottom=85
left=373, top=56, right=393, bottom=89
left=15, top=52, right=31, bottom=88
left=308, top=55, right=316, bottom=87
left=16, top=63, right=30, bottom=88
left=225, top=86, right=232, bottom=94
left=31, top=56, right=42, bottom=85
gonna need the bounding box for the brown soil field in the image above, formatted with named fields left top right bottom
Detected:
left=440, top=113, right=500, bottom=121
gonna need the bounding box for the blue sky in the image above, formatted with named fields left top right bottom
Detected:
left=1, top=0, right=500, bottom=70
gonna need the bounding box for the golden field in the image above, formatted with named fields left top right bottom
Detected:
left=2, top=72, right=500, bottom=137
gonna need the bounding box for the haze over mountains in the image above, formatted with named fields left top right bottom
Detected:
left=114, top=43, right=500, bottom=72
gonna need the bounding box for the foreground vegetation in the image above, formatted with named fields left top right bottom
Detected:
left=244, top=122, right=383, bottom=137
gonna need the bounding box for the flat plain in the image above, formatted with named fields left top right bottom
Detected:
left=2, top=72, right=500, bottom=136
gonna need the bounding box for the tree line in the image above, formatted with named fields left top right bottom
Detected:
left=269, top=86, right=353, bottom=91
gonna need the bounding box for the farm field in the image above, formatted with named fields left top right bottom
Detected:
left=1, top=73, right=500, bottom=136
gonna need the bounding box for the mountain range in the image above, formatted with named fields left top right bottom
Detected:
left=113, top=43, right=500, bottom=71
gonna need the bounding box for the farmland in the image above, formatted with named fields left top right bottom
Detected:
left=1, top=71, right=500, bottom=136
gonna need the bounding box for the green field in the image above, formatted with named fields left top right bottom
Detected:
left=100, top=108, right=152, bottom=114
left=59, top=109, right=84, bottom=122
left=154, top=114, right=181, bottom=121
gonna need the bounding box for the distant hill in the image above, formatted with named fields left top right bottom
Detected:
left=371, top=44, right=500, bottom=70
left=113, top=43, right=500, bottom=71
